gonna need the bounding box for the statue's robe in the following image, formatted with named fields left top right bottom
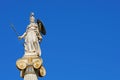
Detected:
left=22, top=23, right=42, bottom=56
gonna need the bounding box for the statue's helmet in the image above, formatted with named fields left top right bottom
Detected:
left=30, top=12, right=35, bottom=23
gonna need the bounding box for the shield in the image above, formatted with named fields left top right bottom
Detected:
left=37, top=19, right=46, bottom=35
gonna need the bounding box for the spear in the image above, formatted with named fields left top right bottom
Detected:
left=10, top=24, right=24, bottom=46
left=10, top=24, right=19, bottom=37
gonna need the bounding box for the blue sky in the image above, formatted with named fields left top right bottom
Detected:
left=0, top=0, right=120, bottom=80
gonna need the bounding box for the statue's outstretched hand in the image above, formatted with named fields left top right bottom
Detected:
left=18, top=36, right=22, bottom=40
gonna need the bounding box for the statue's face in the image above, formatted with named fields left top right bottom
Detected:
left=30, top=17, right=35, bottom=23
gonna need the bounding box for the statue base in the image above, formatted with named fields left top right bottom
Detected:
left=16, top=55, right=46, bottom=78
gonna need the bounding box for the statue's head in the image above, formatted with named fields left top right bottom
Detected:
left=30, top=12, right=35, bottom=23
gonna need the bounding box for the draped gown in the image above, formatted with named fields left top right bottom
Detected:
left=22, top=23, right=42, bottom=56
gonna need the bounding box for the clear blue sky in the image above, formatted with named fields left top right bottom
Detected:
left=0, top=0, right=120, bottom=80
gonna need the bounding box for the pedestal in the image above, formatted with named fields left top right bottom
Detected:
left=16, top=55, right=46, bottom=80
